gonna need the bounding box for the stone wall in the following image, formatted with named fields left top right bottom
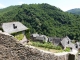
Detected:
left=78, top=53, right=80, bottom=60
left=0, top=33, right=75, bottom=60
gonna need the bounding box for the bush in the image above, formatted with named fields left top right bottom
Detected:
left=43, top=42, right=54, bottom=49
left=25, top=29, right=30, bottom=39
left=64, top=47, right=70, bottom=52
left=15, top=33, right=24, bottom=40
left=12, top=32, right=24, bottom=41
left=32, top=42, right=43, bottom=47
left=53, top=46, right=62, bottom=50
left=31, top=41, right=62, bottom=50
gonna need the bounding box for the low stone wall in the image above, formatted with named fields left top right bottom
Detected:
left=78, top=53, right=80, bottom=60
left=0, top=33, right=76, bottom=60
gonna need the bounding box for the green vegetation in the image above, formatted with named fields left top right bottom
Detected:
left=25, top=29, right=30, bottom=39
left=0, top=3, right=80, bottom=41
left=12, top=32, right=24, bottom=40
left=31, top=41, right=62, bottom=50
left=11, top=29, right=30, bottom=40
left=64, top=47, right=71, bottom=52
left=30, top=41, right=70, bottom=52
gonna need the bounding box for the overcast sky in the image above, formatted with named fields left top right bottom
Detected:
left=0, top=0, right=80, bottom=11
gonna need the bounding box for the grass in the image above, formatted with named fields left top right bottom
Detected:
left=31, top=41, right=62, bottom=50
left=27, top=41, right=71, bottom=53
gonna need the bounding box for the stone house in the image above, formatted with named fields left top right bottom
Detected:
left=1, top=22, right=28, bottom=44
left=30, top=33, right=39, bottom=40
left=31, top=33, right=48, bottom=42
left=48, top=37, right=62, bottom=46
left=75, top=42, right=80, bottom=49
left=60, top=36, right=75, bottom=49
left=48, top=36, right=74, bottom=49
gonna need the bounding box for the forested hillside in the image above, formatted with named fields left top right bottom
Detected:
left=67, top=8, right=80, bottom=15
left=0, top=3, right=80, bottom=40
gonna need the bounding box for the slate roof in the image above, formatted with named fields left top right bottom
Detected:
left=2, top=22, right=28, bottom=34
left=48, top=37, right=62, bottom=45
left=35, top=35, right=48, bottom=42
left=31, top=34, right=48, bottom=42
left=35, top=36, right=45, bottom=41
left=31, top=33, right=39, bottom=37
left=53, top=38, right=62, bottom=45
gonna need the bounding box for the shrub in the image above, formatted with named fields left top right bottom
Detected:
left=12, top=32, right=24, bottom=41
left=31, top=41, right=62, bottom=50
left=15, top=33, right=24, bottom=40
left=53, top=46, right=62, bottom=50
left=64, top=47, right=70, bottom=52
left=43, top=42, right=54, bottom=49
left=25, top=29, right=30, bottom=39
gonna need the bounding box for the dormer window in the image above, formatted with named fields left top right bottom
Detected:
left=13, top=24, right=17, bottom=29
left=68, top=41, right=69, bottom=44
left=76, top=45, right=78, bottom=48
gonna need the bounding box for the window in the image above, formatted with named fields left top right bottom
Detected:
left=68, top=41, right=69, bottom=44
left=76, top=45, right=78, bottom=48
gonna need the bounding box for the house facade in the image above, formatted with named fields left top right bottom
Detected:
left=60, top=36, right=75, bottom=49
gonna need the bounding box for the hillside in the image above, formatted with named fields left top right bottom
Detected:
left=67, top=8, right=80, bottom=15
left=0, top=3, right=80, bottom=40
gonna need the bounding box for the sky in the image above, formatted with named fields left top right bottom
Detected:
left=0, top=0, right=80, bottom=11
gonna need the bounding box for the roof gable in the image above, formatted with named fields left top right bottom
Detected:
left=61, top=36, right=71, bottom=48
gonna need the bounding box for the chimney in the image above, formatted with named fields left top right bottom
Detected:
left=13, top=24, right=17, bottom=29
